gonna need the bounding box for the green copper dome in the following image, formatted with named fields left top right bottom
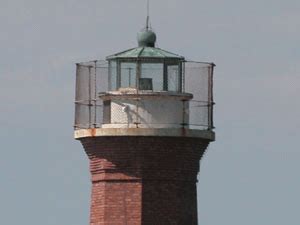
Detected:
left=106, top=16, right=184, bottom=61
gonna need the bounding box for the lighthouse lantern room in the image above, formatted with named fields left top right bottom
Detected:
left=74, top=25, right=214, bottom=133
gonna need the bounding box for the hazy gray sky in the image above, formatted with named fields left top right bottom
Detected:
left=1, top=0, right=299, bottom=224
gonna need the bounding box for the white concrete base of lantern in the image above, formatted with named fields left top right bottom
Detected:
left=99, top=90, right=193, bottom=129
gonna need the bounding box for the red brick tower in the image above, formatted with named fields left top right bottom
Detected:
left=74, top=18, right=215, bottom=225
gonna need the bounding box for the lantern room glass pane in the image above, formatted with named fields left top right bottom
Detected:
left=120, top=62, right=137, bottom=88
left=109, top=60, right=117, bottom=91
left=167, top=65, right=179, bottom=92
left=141, top=63, right=164, bottom=91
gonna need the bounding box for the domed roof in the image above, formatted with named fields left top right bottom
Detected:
left=106, top=15, right=184, bottom=61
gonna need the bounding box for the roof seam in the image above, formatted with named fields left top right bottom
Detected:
left=137, top=47, right=145, bottom=58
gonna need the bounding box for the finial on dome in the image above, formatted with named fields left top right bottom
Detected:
left=137, top=0, right=157, bottom=47
left=146, top=0, right=150, bottom=30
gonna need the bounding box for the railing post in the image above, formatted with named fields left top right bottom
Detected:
left=74, top=63, right=80, bottom=129
left=207, top=63, right=215, bottom=130
left=182, top=61, right=185, bottom=93
left=93, top=61, right=97, bottom=128
left=88, top=66, right=92, bottom=128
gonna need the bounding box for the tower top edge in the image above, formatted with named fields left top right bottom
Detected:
left=74, top=128, right=215, bottom=141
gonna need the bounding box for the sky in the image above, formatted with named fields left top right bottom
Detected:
left=0, top=0, right=299, bottom=224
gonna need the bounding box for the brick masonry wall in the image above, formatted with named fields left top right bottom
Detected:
left=80, top=136, right=210, bottom=225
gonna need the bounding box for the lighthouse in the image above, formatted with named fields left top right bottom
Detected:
left=74, top=16, right=215, bottom=225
